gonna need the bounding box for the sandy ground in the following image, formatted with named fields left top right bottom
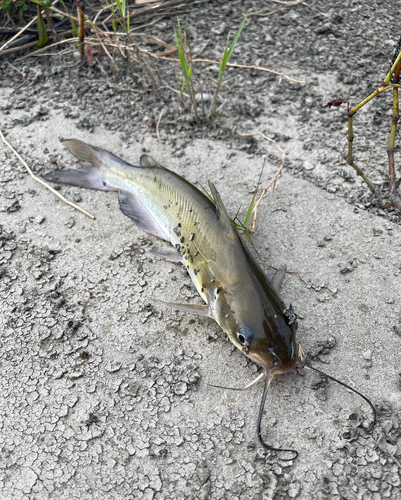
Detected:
left=1, top=1, right=401, bottom=499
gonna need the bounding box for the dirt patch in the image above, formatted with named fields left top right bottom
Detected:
left=1, top=1, right=401, bottom=499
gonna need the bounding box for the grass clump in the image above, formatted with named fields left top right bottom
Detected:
left=174, top=16, right=247, bottom=125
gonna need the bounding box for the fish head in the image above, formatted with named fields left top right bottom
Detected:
left=235, top=304, right=301, bottom=375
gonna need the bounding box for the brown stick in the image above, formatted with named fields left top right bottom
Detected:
left=388, top=58, right=401, bottom=209
left=237, top=132, right=285, bottom=232
left=0, top=15, right=38, bottom=52
left=149, top=54, right=305, bottom=83
left=0, top=0, right=189, bottom=58
left=0, top=28, right=76, bottom=57
left=0, top=130, right=95, bottom=220
left=77, top=0, right=85, bottom=62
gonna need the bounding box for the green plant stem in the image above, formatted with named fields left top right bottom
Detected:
left=347, top=113, right=376, bottom=193
left=347, top=81, right=401, bottom=194
left=349, top=85, right=394, bottom=116
left=383, top=49, right=401, bottom=86
left=387, top=58, right=401, bottom=209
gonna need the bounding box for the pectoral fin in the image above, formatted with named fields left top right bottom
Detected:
left=150, top=247, right=183, bottom=263
left=118, top=191, right=169, bottom=241
left=152, top=298, right=212, bottom=317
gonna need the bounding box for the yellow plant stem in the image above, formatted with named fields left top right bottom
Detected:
left=347, top=82, right=401, bottom=194
left=387, top=57, right=401, bottom=208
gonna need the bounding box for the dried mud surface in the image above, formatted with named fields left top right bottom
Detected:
left=1, top=1, right=401, bottom=499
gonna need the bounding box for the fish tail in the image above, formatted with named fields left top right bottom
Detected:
left=42, top=139, right=109, bottom=191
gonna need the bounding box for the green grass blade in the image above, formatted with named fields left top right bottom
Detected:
left=126, top=1, right=129, bottom=32
left=197, top=181, right=215, bottom=203
left=243, top=227, right=253, bottom=244
left=219, top=16, right=247, bottom=79
left=218, top=33, right=232, bottom=80
left=227, top=16, right=247, bottom=61
left=174, top=21, right=191, bottom=85
left=60, top=0, right=78, bottom=36
left=36, top=5, right=48, bottom=48
left=243, top=194, right=255, bottom=228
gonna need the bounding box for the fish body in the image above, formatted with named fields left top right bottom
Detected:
left=44, top=139, right=300, bottom=377
left=44, top=140, right=376, bottom=459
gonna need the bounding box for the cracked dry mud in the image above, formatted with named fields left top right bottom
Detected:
left=1, top=0, right=401, bottom=499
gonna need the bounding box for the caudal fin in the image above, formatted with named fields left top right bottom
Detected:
left=43, top=139, right=109, bottom=190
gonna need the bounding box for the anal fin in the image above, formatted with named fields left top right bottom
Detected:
left=152, top=298, right=212, bottom=318
left=150, top=247, right=183, bottom=263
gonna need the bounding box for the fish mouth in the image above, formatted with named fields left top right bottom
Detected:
left=247, top=341, right=301, bottom=375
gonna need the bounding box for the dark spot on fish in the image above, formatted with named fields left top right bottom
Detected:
left=175, top=244, right=181, bottom=252
left=201, top=287, right=204, bottom=293
left=173, top=227, right=181, bottom=237
left=175, top=201, right=178, bottom=205
left=180, top=237, right=185, bottom=243
left=189, top=208, right=193, bottom=212
left=177, top=223, right=181, bottom=227
left=186, top=248, right=190, bottom=253
left=163, top=205, right=168, bottom=209
left=194, top=269, right=198, bottom=275
left=193, top=222, right=197, bottom=226
left=225, top=314, right=229, bottom=318
left=194, top=251, right=199, bottom=257
left=216, top=286, right=222, bottom=294
left=211, top=279, right=215, bottom=283
left=188, top=255, right=193, bottom=263
left=189, top=233, right=195, bottom=241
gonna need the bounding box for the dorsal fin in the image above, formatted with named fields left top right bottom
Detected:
left=208, top=181, right=233, bottom=229
left=140, top=154, right=165, bottom=168
left=62, top=139, right=104, bottom=169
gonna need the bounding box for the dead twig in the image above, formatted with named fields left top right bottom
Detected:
left=0, top=15, right=38, bottom=53
left=156, top=108, right=166, bottom=141
left=248, top=0, right=304, bottom=16
left=1, top=29, right=76, bottom=57
left=237, top=132, right=285, bottom=232
left=0, top=131, right=95, bottom=220
left=149, top=53, right=305, bottom=84
left=77, top=0, right=86, bottom=62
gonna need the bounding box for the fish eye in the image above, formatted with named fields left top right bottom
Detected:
left=236, top=326, right=254, bottom=346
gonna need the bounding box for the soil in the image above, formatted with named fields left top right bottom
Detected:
left=1, top=0, right=401, bottom=499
